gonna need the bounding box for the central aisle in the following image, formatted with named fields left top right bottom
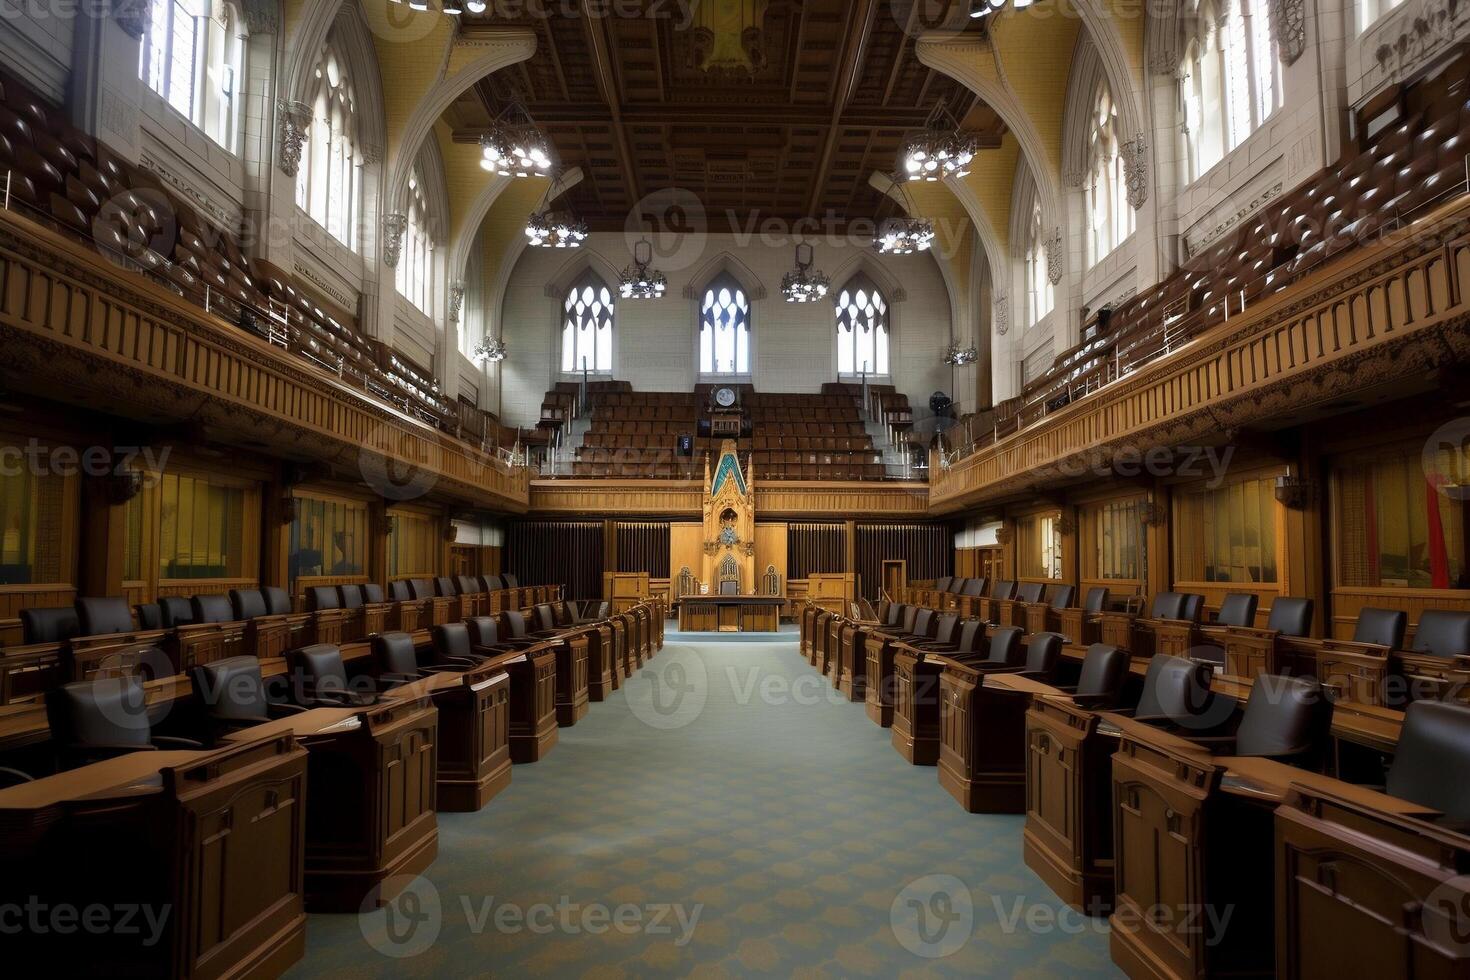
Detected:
left=290, top=636, right=1120, bottom=978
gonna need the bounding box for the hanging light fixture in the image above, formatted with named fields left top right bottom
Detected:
left=619, top=238, right=667, bottom=299
left=390, top=0, right=463, bottom=13
left=874, top=175, right=936, bottom=255
left=525, top=209, right=588, bottom=248
left=899, top=100, right=979, bottom=182
left=970, top=0, right=1006, bottom=17
left=943, top=343, right=978, bottom=365
left=781, top=242, right=829, bottom=303
left=479, top=99, right=554, bottom=178
left=472, top=337, right=507, bottom=363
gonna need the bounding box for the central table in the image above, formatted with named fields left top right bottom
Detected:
left=679, top=595, right=783, bottom=632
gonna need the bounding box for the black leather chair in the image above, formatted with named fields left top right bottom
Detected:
left=1179, top=594, right=1205, bottom=622
left=1409, top=611, right=1470, bottom=658
left=20, top=606, right=80, bottom=645
left=501, top=610, right=556, bottom=646
left=1147, top=593, right=1188, bottom=621
left=1083, top=587, right=1109, bottom=613
left=882, top=608, right=937, bottom=645
left=456, top=575, right=481, bottom=597
left=287, top=644, right=378, bottom=707
left=362, top=584, right=386, bottom=604
left=389, top=580, right=414, bottom=602
left=574, top=600, right=612, bottom=623
left=1047, top=585, right=1076, bottom=610
left=1385, top=700, right=1470, bottom=824
left=434, top=577, right=458, bottom=598
left=992, top=580, right=1017, bottom=601
left=1014, top=632, right=1065, bottom=682
left=134, top=603, right=164, bottom=630
left=961, top=625, right=1026, bottom=670
left=1216, top=593, right=1259, bottom=627
left=1125, top=654, right=1219, bottom=727
left=158, top=596, right=195, bottom=628
left=1016, top=582, right=1046, bottom=604
left=961, top=578, right=987, bottom=600
left=1055, top=644, right=1130, bottom=709
left=338, top=585, right=365, bottom=609
left=1352, top=607, right=1408, bottom=649
left=1266, top=597, right=1314, bottom=636
left=230, top=588, right=269, bottom=621
left=263, top=587, right=292, bottom=616
left=910, top=613, right=960, bottom=648
left=46, top=675, right=201, bottom=769
left=75, top=596, right=136, bottom=636
left=306, top=586, right=342, bottom=612
left=374, top=631, right=471, bottom=686
left=409, top=579, right=436, bottom=601
left=190, top=656, right=306, bottom=743
left=191, top=594, right=235, bottom=624
left=432, top=622, right=500, bottom=663
left=502, top=573, right=519, bottom=590
left=915, top=620, right=986, bottom=656
left=934, top=575, right=954, bottom=593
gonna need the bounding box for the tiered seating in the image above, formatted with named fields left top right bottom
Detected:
left=966, top=69, right=1470, bottom=453
left=549, top=383, right=907, bottom=480
left=0, top=71, right=518, bottom=448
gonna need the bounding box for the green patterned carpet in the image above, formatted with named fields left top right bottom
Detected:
left=289, top=636, right=1121, bottom=978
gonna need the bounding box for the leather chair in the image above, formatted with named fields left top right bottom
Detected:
left=306, top=586, right=342, bottom=612
left=1016, top=582, right=1045, bottom=604
left=263, top=587, right=292, bottom=616
left=389, top=580, right=414, bottom=602
left=434, top=577, right=458, bottom=598
left=914, top=620, right=986, bottom=656
left=1054, top=643, right=1129, bottom=709
left=1227, top=675, right=1327, bottom=759
left=1047, top=585, right=1076, bottom=610
left=190, top=656, right=306, bottom=743
left=1125, top=655, right=1219, bottom=726
left=374, top=631, right=472, bottom=686
left=502, top=573, right=519, bottom=590
left=408, top=579, right=435, bottom=601
left=20, top=606, right=80, bottom=645
left=456, top=575, right=481, bottom=597
left=230, top=589, right=269, bottom=621
left=1267, top=597, right=1314, bottom=636
left=934, top=575, right=954, bottom=593
left=1083, top=587, right=1108, bottom=613
left=134, top=603, right=164, bottom=630
left=1384, top=700, right=1470, bottom=824
left=1014, top=632, right=1065, bottom=682
left=1204, top=594, right=1252, bottom=628
left=432, top=622, right=501, bottom=663
left=191, top=594, right=235, bottom=625
left=46, top=675, right=201, bottom=769
left=338, top=585, right=365, bottom=610
left=287, top=644, right=378, bottom=707
left=575, top=601, right=612, bottom=623
left=362, top=584, right=386, bottom=604
left=466, top=617, right=517, bottom=652
left=75, top=596, right=136, bottom=636
left=157, top=596, right=195, bottom=628
left=1409, top=611, right=1470, bottom=658
left=1352, top=607, right=1408, bottom=649
left=962, top=626, right=1026, bottom=670
left=1147, top=593, right=1188, bottom=621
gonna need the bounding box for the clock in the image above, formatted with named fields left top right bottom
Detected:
left=713, top=386, right=737, bottom=409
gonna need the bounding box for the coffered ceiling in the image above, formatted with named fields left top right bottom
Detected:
left=444, top=1, right=1002, bottom=233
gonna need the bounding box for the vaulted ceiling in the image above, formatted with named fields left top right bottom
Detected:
left=442, top=1, right=1003, bottom=233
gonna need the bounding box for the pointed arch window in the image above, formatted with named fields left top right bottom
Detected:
left=1024, top=202, right=1053, bottom=327
left=296, top=42, right=362, bottom=250
left=1084, top=82, right=1133, bottom=266
left=140, top=0, right=245, bottom=150
left=1179, top=0, right=1282, bottom=183
left=562, top=272, right=615, bottom=374
left=835, top=275, right=889, bottom=376
left=699, top=274, right=751, bottom=376
left=396, top=168, right=433, bottom=315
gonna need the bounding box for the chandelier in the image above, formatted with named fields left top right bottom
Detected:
left=393, top=0, right=481, bottom=14
left=472, top=337, right=507, bottom=363
left=619, top=238, right=667, bottom=299
left=875, top=216, right=935, bottom=255
left=943, top=343, right=978, bottom=365
left=479, top=100, right=554, bottom=178
left=900, top=101, right=979, bottom=182
left=781, top=242, right=829, bottom=303
left=970, top=0, right=1008, bottom=17
left=525, top=209, right=587, bottom=248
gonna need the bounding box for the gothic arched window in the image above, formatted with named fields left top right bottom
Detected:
left=1024, top=202, right=1053, bottom=327
left=141, top=0, right=246, bottom=149
left=1084, top=82, right=1133, bottom=266
left=296, top=41, right=363, bottom=249
left=698, top=274, right=751, bottom=375
left=1180, top=0, right=1282, bottom=183
left=562, top=272, right=615, bottom=374
left=834, top=274, right=889, bottom=376
left=396, top=168, right=433, bottom=314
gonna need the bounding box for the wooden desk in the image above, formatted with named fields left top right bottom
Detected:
left=837, top=618, right=877, bottom=702
left=383, top=662, right=513, bottom=813
left=679, top=595, right=782, bottom=632
left=549, top=628, right=591, bottom=727
left=936, top=667, right=1050, bottom=813
left=0, top=737, right=308, bottom=976
left=1023, top=693, right=1120, bottom=913
left=224, top=700, right=438, bottom=912
left=495, top=646, right=558, bottom=764
left=890, top=648, right=944, bottom=765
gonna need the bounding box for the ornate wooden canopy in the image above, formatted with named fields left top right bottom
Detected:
left=447, top=1, right=1000, bottom=233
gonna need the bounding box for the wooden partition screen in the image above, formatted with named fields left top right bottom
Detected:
left=857, top=524, right=950, bottom=601
left=507, top=521, right=604, bottom=600
left=617, top=522, right=671, bottom=577
left=787, top=523, right=846, bottom=581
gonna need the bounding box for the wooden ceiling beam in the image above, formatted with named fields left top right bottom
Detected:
left=806, top=0, right=881, bottom=218
left=581, top=1, right=642, bottom=208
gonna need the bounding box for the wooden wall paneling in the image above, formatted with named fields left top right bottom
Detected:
left=669, top=523, right=704, bottom=593
left=755, top=524, right=788, bottom=594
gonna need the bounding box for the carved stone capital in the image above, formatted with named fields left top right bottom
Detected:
left=1269, top=0, right=1307, bottom=65
left=993, top=293, right=1009, bottom=336
left=241, top=0, right=280, bottom=35
left=115, top=0, right=149, bottom=39
left=1122, top=134, right=1149, bottom=210
left=448, top=279, right=466, bottom=324
left=276, top=100, right=312, bottom=179
left=1044, top=228, right=1063, bottom=285
left=382, top=213, right=409, bottom=269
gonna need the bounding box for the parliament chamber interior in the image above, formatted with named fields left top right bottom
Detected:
left=1, top=0, right=1469, bottom=975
